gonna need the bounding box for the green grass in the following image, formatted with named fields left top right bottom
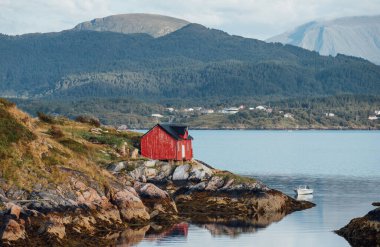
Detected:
left=59, top=138, right=88, bottom=154
left=215, top=172, right=257, bottom=184
left=0, top=107, right=35, bottom=158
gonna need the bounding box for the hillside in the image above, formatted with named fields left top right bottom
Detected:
left=0, top=22, right=380, bottom=101
left=267, top=15, right=380, bottom=65
left=73, top=13, right=190, bottom=37
left=0, top=99, right=314, bottom=245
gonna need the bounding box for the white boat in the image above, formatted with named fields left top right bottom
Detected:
left=294, top=185, right=313, bottom=195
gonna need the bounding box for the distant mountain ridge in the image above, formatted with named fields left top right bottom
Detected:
left=0, top=15, right=379, bottom=102
left=267, top=15, right=380, bottom=64
left=73, top=13, right=190, bottom=37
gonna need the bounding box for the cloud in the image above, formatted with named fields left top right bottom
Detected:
left=0, top=0, right=379, bottom=39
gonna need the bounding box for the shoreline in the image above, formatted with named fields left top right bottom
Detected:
left=136, top=127, right=380, bottom=131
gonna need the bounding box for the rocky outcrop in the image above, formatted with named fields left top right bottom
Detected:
left=114, top=160, right=314, bottom=225
left=336, top=205, right=380, bottom=247
left=0, top=159, right=315, bottom=245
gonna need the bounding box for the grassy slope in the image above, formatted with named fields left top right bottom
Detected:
left=0, top=98, right=142, bottom=191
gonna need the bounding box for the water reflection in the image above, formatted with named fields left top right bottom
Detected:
left=110, top=210, right=287, bottom=246
left=296, top=194, right=314, bottom=202
left=110, top=223, right=189, bottom=247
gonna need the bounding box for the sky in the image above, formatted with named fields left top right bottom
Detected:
left=0, top=0, right=379, bottom=40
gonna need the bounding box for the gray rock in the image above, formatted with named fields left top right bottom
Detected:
left=172, top=164, right=191, bottom=180
left=205, top=176, right=225, bottom=191
left=189, top=182, right=207, bottom=191
left=107, top=161, right=127, bottom=173
left=144, top=160, right=157, bottom=168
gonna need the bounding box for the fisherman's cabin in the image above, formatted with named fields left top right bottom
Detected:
left=141, top=124, right=193, bottom=161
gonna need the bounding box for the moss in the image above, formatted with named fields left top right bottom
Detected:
left=215, top=172, right=257, bottom=184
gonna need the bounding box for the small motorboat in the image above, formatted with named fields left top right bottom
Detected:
left=294, top=185, right=313, bottom=195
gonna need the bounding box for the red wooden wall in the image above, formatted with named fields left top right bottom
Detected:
left=141, top=125, right=193, bottom=161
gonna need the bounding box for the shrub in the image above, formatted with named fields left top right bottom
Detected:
left=75, top=115, right=101, bottom=127
left=0, top=98, right=16, bottom=108
left=37, top=112, right=56, bottom=124
left=48, top=126, right=64, bottom=138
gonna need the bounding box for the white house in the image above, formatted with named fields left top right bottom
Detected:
left=284, top=113, right=294, bottom=119
left=325, top=113, right=335, bottom=117
left=375, top=110, right=380, bottom=116
left=220, top=107, right=239, bottom=114
left=256, top=105, right=266, bottom=111
left=201, top=109, right=214, bottom=114
left=151, top=114, right=164, bottom=118
left=166, top=107, right=175, bottom=112
left=368, top=116, right=378, bottom=120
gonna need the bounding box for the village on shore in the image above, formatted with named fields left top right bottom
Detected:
left=150, top=105, right=380, bottom=121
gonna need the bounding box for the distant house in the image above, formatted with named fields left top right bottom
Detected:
left=166, top=107, right=175, bottom=112
left=141, top=124, right=193, bottom=161
left=201, top=109, right=214, bottom=114
left=184, top=108, right=194, bottom=112
left=284, top=113, right=294, bottom=118
left=220, top=107, right=239, bottom=114
left=117, top=125, right=128, bottom=132
left=375, top=110, right=380, bottom=116
left=256, top=105, right=266, bottom=111
left=325, top=113, right=335, bottom=117
left=151, top=114, right=164, bottom=118
left=368, top=116, right=378, bottom=120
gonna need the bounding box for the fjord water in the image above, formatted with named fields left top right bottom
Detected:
left=135, top=131, right=380, bottom=247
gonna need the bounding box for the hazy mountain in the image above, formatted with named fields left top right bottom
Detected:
left=0, top=22, right=379, bottom=101
left=267, top=15, right=380, bottom=64
left=73, top=13, right=190, bottom=38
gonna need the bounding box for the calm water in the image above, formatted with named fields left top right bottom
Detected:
left=133, top=130, right=380, bottom=247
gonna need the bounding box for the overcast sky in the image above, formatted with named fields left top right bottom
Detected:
left=1, top=0, right=379, bottom=40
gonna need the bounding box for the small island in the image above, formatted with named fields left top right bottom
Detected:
left=0, top=99, right=314, bottom=245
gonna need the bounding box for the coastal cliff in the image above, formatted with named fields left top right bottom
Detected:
left=0, top=99, right=314, bottom=245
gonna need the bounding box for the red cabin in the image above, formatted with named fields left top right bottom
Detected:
left=141, top=124, right=193, bottom=161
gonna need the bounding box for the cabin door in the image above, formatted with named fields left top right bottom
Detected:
left=182, top=144, right=185, bottom=159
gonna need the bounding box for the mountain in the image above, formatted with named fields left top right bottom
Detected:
left=267, top=15, right=380, bottom=65
left=73, top=13, right=190, bottom=37
left=0, top=19, right=380, bottom=102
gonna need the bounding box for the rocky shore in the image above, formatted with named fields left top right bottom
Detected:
left=0, top=159, right=315, bottom=246
left=0, top=101, right=315, bottom=246
left=336, top=203, right=380, bottom=247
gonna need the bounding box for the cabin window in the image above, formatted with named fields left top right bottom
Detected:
left=182, top=144, right=185, bottom=159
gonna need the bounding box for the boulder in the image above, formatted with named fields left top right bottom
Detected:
left=172, top=164, right=191, bottom=181
left=107, top=161, right=127, bottom=173
left=112, top=188, right=150, bottom=223
left=131, top=149, right=139, bottom=159
left=134, top=182, right=169, bottom=199
left=6, top=203, right=22, bottom=219
left=144, top=160, right=157, bottom=168
left=1, top=219, right=26, bottom=242
left=205, top=176, right=225, bottom=191
left=144, top=168, right=158, bottom=179
left=133, top=182, right=178, bottom=223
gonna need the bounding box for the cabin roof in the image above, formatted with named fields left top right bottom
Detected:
left=142, top=123, right=193, bottom=140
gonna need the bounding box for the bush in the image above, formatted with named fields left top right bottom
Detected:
left=48, top=126, right=64, bottom=138
left=37, top=112, right=56, bottom=124
left=0, top=98, right=16, bottom=108
left=75, top=115, right=101, bottom=127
